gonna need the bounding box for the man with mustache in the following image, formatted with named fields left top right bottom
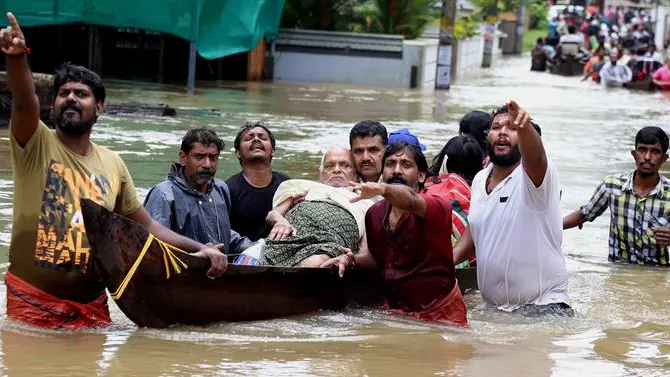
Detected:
left=2, top=13, right=225, bottom=330
left=261, top=148, right=374, bottom=267
left=453, top=101, right=572, bottom=317
left=350, top=120, right=388, bottom=202
left=145, top=128, right=251, bottom=253
left=226, top=122, right=290, bottom=241
left=564, top=127, right=670, bottom=267
left=321, top=143, right=467, bottom=326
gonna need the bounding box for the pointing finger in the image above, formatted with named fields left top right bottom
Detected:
left=6, top=13, right=21, bottom=34
left=514, top=111, right=524, bottom=126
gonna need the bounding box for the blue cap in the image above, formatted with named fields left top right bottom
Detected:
left=388, top=128, right=427, bottom=151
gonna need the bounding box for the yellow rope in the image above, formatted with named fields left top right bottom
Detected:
left=109, top=234, right=190, bottom=301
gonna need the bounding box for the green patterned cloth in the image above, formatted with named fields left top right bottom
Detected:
left=262, top=201, right=360, bottom=267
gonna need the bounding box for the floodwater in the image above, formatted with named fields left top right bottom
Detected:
left=0, top=55, right=669, bottom=376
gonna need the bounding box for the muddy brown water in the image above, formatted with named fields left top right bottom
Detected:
left=0, top=55, right=668, bottom=376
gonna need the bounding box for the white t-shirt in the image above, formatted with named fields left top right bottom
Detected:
left=468, top=162, right=570, bottom=311
left=559, top=34, right=583, bottom=45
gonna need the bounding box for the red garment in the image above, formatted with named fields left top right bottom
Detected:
left=424, top=173, right=475, bottom=266
left=366, top=193, right=459, bottom=312
left=5, top=271, right=111, bottom=330
left=425, top=173, right=471, bottom=213
left=385, top=283, right=468, bottom=327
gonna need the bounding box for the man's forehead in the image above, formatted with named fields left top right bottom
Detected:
left=325, top=150, right=353, bottom=163
left=387, top=150, right=414, bottom=162
left=636, top=142, right=663, bottom=150
left=492, top=112, right=512, bottom=122
left=352, top=135, right=384, bottom=148
left=59, top=81, right=92, bottom=91
left=189, top=142, right=220, bottom=153
left=242, top=127, right=269, bottom=137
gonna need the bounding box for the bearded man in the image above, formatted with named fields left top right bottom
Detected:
left=3, top=12, right=225, bottom=330
left=453, top=101, right=572, bottom=317
left=144, top=128, right=251, bottom=253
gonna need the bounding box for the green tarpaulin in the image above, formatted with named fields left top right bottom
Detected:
left=3, top=0, right=286, bottom=59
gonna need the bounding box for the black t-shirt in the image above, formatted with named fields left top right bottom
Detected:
left=226, top=171, right=291, bottom=241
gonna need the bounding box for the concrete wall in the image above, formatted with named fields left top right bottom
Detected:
left=452, top=35, right=486, bottom=82
left=655, top=6, right=670, bottom=49
left=273, top=29, right=438, bottom=88
left=402, top=38, right=439, bottom=89
left=274, top=52, right=405, bottom=86
left=271, top=27, right=502, bottom=88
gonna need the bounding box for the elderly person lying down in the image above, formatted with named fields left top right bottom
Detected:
left=260, top=148, right=375, bottom=267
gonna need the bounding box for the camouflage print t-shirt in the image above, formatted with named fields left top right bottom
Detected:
left=9, top=121, right=141, bottom=302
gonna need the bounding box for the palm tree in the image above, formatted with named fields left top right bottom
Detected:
left=375, top=0, right=440, bottom=39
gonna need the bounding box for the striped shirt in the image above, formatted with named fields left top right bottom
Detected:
left=580, top=171, right=670, bottom=266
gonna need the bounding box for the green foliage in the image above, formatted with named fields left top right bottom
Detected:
left=374, top=0, right=440, bottom=39
left=281, top=0, right=359, bottom=31
left=527, top=0, right=549, bottom=30
left=281, top=0, right=440, bottom=40
left=469, top=0, right=519, bottom=13
left=454, top=15, right=483, bottom=40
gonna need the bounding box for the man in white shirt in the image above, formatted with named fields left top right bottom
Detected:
left=559, top=25, right=583, bottom=46
left=601, top=51, right=633, bottom=87
left=453, top=101, right=572, bottom=317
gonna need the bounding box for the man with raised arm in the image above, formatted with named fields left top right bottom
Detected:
left=453, top=101, right=572, bottom=317
left=2, top=13, right=225, bottom=330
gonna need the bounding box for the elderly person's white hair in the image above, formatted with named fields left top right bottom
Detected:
left=319, top=147, right=352, bottom=171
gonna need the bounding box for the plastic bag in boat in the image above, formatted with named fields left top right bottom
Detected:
left=234, top=239, right=265, bottom=266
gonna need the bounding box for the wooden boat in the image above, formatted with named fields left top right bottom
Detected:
left=549, top=56, right=586, bottom=77
left=81, top=199, right=478, bottom=328
left=624, top=76, right=655, bottom=92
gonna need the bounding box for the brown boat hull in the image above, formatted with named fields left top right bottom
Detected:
left=549, top=57, right=585, bottom=77
left=624, top=76, right=655, bottom=92
left=81, top=199, right=477, bottom=328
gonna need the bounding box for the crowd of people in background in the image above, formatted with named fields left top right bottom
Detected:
left=532, top=4, right=670, bottom=89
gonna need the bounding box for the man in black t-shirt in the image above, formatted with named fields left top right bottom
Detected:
left=226, top=122, right=290, bottom=241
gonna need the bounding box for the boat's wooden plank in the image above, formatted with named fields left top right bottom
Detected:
left=82, top=199, right=477, bottom=328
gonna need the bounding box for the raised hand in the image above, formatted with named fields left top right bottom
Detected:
left=504, top=100, right=532, bottom=130
left=0, top=13, right=26, bottom=56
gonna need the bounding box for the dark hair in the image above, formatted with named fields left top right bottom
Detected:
left=491, top=105, right=542, bottom=136
left=383, top=142, right=428, bottom=190
left=536, top=38, right=544, bottom=45
left=459, top=110, right=492, bottom=153
left=180, top=128, right=224, bottom=154
left=635, top=126, right=669, bottom=153
left=52, top=63, right=106, bottom=103
left=349, top=120, right=388, bottom=147
left=428, top=135, right=483, bottom=184
left=568, top=25, right=576, bottom=34
left=492, top=104, right=509, bottom=119
left=532, top=121, right=542, bottom=136
left=233, top=121, right=276, bottom=151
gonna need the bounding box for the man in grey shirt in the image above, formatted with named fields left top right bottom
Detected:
left=144, top=128, right=250, bottom=254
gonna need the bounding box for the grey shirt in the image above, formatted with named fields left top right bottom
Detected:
left=144, top=163, right=251, bottom=254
